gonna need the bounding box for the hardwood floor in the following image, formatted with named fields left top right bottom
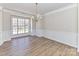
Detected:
left=0, top=36, right=77, bottom=56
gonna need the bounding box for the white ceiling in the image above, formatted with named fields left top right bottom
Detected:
left=0, top=3, right=73, bottom=15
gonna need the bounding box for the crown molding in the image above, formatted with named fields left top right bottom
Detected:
left=3, top=7, right=34, bottom=16
left=44, top=4, right=77, bottom=16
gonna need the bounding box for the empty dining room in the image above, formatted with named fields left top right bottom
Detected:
left=0, top=3, right=79, bottom=56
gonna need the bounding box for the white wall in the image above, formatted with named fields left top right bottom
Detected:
left=42, top=4, right=77, bottom=48
left=0, top=6, right=3, bottom=45
left=35, top=16, right=44, bottom=37
left=78, top=3, right=79, bottom=52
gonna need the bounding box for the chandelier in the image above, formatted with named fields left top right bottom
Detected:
left=31, top=3, right=42, bottom=22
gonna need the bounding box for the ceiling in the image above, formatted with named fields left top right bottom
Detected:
left=0, top=3, right=73, bottom=15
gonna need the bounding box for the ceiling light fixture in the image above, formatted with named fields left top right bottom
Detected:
left=35, top=3, right=42, bottom=22
left=31, top=3, right=42, bottom=22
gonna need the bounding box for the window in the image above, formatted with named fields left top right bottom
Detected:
left=11, top=16, right=30, bottom=35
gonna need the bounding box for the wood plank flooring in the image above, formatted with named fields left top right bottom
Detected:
left=0, top=36, right=77, bottom=56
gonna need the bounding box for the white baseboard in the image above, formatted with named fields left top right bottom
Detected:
left=0, top=37, right=11, bottom=46
left=43, top=30, right=77, bottom=48
left=0, top=41, right=4, bottom=46
left=44, top=35, right=77, bottom=48
left=11, top=33, right=29, bottom=38
left=34, top=29, right=77, bottom=48
left=0, top=30, right=78, bottom=49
